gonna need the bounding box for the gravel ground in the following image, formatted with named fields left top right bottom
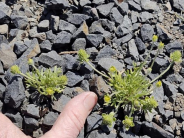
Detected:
left=0, top=0, right=184, bottom=137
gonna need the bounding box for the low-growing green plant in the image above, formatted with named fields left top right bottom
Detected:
left=11, top=59, right=67, bottom=100
left=78, top=35, right=182, bottom=130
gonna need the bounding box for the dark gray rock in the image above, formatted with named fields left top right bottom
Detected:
left=79, top=0, right=91, bottom=7
left=54, top=31, right=72, bottom=47
left=152, top=57, right=169, bottom=73
left=0, top=61, right=4, bottom=74
left=135, top=37, right=146, bottom=53
left=170, top=0, right=184, bottom=11
left=67, top=14, right=91, bottom=26
left=113, top=33, right=133, bottom=46
left=131, top=11, right=139, bottom=23
left=5, top=111, right=23, bottom=128
left=166, top=74, right=183, bottom=84
left=24, top=116, right=39, bottom=128
left=140, top=0, right=159, bottom=11
left=119, top=128, right=139, bottom=138
left=62, top=54, right=78, bottom=70
left=78, top=62, right=94, bottom=78
left=156, top=24, right=172, bottom=42
left=51, top=15, right=59, bottom=32
left=99, top=19, right=115, bottom=32
left=163, top=125, right=174, bottom=134
left=73, top=21, right=88, bottom=39
left=87, top=129, right=117, bottom=138
left=52, top=95, right=71, bottom=112
left=165, top=110, right=173, bottom=120
left=139, top=11, right=153, bottom=22
left=110, top=7, right=123, bottom=25
left=24, top=104, right=40, bottom=119
left=179, top=81, right=184, bottom=94
left=43, top=112, right=59, bottom=127
left=115, top=25, right=130, bottom=37
left=72, top=38, right=86, bottom=51
left=59, top=20, right=77, bottom=34
left=4, top=77, right=25, bottom=108
left=40, top=40, right=52, bottom=52
left=46, top=30, right=56, bottom=43
left=38, top=20, right=49, bottom=32
left=128, top=0, right=142, bottom=11
left=13, top=41, right=28, bottom=57
left=133, top=22, right=141, bottom=31
left=95, top=45, right=116, bottom=61
left=165, top=41, right=183, bottom=54
left=86, top=34, right=103, bottom=47
left=80, top=80, right=89, bottom=91
left=0, top=83, right=5, bottom=99
left=89, top=21, right=104, bottom=34
left=141, top=122, right=174, bottom=138
left=0, top=35, right=8, bottom=44
left=128, top=39, right=139, bottom=61
left=118, top=2, right=129, bottom=15
left=66, top=71, right=84, bottom=87
left=45, top=0, right=70, bottom=10
left=86, top=112, right=102, bottom=132
left=96, top=3, right=114, bottom=17
left=92, top=0, right=105, bottom=6
left=141, top=24, right=154, bottom=42
left=11, top=15, right=28, bottom=29
left=162, top=80, right=178, bottom=97
left=98, top=58, right=124, bottom=72
left=38, top=51, right=64, bottom=68
left=0, top=10, right=10, bottom=24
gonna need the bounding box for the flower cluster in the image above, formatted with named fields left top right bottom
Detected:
left=11, top=59, right=67, bottom=100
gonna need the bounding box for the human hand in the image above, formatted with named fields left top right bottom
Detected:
left=0, top=92, right=97, bottom=138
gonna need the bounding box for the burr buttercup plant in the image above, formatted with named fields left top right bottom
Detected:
left=78, top=35, right=182, bottom=130
left=11, top=59, right=67, bottom=100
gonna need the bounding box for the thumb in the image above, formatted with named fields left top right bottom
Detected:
left=42, top=92, right=97, bottom=138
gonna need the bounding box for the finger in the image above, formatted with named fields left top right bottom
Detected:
left=0, top=112, right=31, bottom=138
left=42, top=92, right=97, bottom=138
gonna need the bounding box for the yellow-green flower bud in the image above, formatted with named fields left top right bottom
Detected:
left=170, top=50, right=182, bottom=63
left=122, top=115, right=134, bottom=131
left=158, top=42, right=164, bottom=49
left=28, top=59, right=34, bottom=65
left=156, top=80, right=162, bottom=87
left=102, top=112, right=116, bottom=127
left=149, top=96, right=158, bottom=108
left=152, top=35, right=158, bottom=42
left=10, top=65, right=21, bottom=74
left=78, top=49, right=89, bottom=63
left=147, top=68, right=152, bottom=73
left=46, top=88, right=55, bottom=95
left=134, top=100, right=141, bottom=108
left=104, top=94, right=111, bottom=104
left=109, top=66, right=117, bottom=73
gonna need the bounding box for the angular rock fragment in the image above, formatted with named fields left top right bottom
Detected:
left=59, top=20, right=76, bottom=34
left=5, top=111, right=23, bottom=128
left=38, top=20, right=49, bottom=32
left=45, top=0, right=70, bottom=10
left=43, top=112, right=59, bottom=127
left=40, top=40, right=52, bottom=52
left=86, top=34, right=103, bottom=47
left=13, top=41, right=28, bottom=57
left=128, top=39, right=139, bottom=61
left=0, top=24, right=8, bottom=35
left=11, top=15, right=28, bottom=29
left=170, top=0, right=184, bottom=11
left=4, top=77, right=25, bottom=108
left=51, top=15, right=59, bottom=32
left=96, top=3, right=114, bottom=17
left=24, top=116, right=39, bottom=128
left=98, top=58, right=124, bottom=72
left=118, top=2, right=129, bottom=15
left=128, top=0, right=142, bottom=11
left=135, top=37, right=146, bottom=53
left=54, top=31, right=72, bottom=48
left=72, top=38, right=86, bottom=51
left=0, top=43, right=17, bottom=69
left=66, top=71, right=84, bottom=87
left=165, top=41, right=183, bottom=54
left=140, top=0, right=159, bottom=11
left=67, top=14, right=91, bottom=26
left=110, top=7, right=123, bottom=25
left=140, top=24, right=154, bottom=42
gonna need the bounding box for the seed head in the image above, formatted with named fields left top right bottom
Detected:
left=28, top=59, right=34, bottom=65
left=10, top=65, right=21, bottom=74
left=158, top=42, right=164, bottom=49
left=122, top=115, right=134, bottom=131
left=170, top=50, right=182, bottom=63
left=78, top=49, right=89, bottom=63
left=152, top=35, right=158, bottom=42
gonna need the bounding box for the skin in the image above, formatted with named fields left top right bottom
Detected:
left=0, top=92, right=97, bottom=138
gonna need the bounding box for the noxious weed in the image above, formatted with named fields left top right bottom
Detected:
left=78, top=36, right=182, bottom=130
left=11, top=59, right=67, bottom=100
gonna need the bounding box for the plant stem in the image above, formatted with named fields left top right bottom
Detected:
left=20, top=73, right=36, bottom=82
left=149, top=62, right=174, bottom=84
left=87, top=61, right=110, bottom=79
left=129, top=102, right=134, bottom=117
left=150, top=50, right=159, bottom=69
